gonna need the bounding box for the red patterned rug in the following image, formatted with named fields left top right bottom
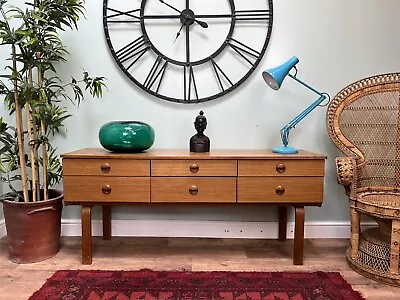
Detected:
left=29, top=269, right=365, bottom=300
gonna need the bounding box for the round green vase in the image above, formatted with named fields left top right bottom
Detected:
left=99, top=121, right=155, bottom=152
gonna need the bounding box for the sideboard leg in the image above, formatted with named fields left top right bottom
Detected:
left=102, top=206, right=111, bottom=240
left=293, top=206, right=305, bottom=265
left=278, top=206, right=287, bottom=241
left=81, top=205, right=93, bottom=265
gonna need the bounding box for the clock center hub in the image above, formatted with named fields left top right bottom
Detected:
left=180, top=9, right=195, bottom=26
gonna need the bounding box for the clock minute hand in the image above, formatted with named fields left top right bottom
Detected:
left=158, top=0, right=181, bottom=14
left=158, top=0, right=208, bottom=28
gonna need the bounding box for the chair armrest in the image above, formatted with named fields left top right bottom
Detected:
left=335, top=157, right=357, bottom=197
left=335, top=157, right=355, bottom=185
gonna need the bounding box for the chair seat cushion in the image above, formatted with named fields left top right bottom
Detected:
left=356, top=192, right=400, bottom=219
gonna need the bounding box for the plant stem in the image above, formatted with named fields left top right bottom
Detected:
left=27, top=66, right=37, bottom=202
left=12, top=45, right=29, bottom=202
left=29, top=66, right=41, bottom=200
left=7, top=173, right=22, bottom=201
left=36, top=52, right=48, bottom=201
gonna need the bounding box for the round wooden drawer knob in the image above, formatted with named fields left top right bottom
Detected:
left=189, top=185, right=199, bottom=195
left=189, top=163, right=199, bottom=173
left=102, top=185, right=112, bottom=194
left=100, top=163, right=111, bottom=173
left=275, top=186, right=285, bottom=196
left=276, top=163, right=286, bottom=173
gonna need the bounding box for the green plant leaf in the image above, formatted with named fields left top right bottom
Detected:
left=23, top=36, right=38, bottom=46
left=0, top=0, right=107, bottom=198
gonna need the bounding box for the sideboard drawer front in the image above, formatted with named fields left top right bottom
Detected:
left=238, top=160, right=325, bottom=176
left=63, top=176, right=150, bottom=203
left=151, top=177, right=236, bottom=203
left=237, top=177, right=323, bottom=203
left=151, top=160, right=237, bottom=176
left=62, top=159, right=150, bottom=176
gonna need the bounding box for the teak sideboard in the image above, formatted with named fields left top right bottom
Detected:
left=61, top=148, right=326, bottom=265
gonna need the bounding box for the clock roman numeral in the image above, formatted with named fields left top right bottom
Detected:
left=227, top=38, right=261, bottom=66
left=210, top=59, right=233, bottom=92
left=115, top=35, right=150, bottom=70
left=106, top=8, right=141, bottom=23
left=234, top=10, right=271, bottom=22
left=144, top=56, right=168, bottom=93
left=184, top=65, right=199, bottom=102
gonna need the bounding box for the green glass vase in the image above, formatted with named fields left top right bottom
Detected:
left=99, top=121, right=155, bottom=152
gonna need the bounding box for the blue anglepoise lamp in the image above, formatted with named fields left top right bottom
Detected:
left=262, top=56, right=330, bottom=154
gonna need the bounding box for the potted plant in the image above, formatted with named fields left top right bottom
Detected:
left=0, top=0, right=105, bottom=263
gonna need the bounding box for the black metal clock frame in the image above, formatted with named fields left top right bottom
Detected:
left=103, top=0, right=273, bottom=103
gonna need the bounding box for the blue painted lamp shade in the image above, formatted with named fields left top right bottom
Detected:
left=99, top=121, right=155, bottom=152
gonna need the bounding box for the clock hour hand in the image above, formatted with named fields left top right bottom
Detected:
left=195, top=19, right=208, bottom=28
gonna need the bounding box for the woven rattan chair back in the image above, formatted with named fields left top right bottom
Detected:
left=327, top=73, right=400, bottom=192
left=326, top=73, right=400, bottom=286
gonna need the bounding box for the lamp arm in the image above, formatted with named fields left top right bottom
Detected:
left=288, top=73, right=323, bottom=95
left=280, top=94, right=327, bottom=146
left=279, top=74, right=328, bottom=147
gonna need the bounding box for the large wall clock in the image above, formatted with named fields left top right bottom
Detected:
left=103, top=0, right=273, bottom=103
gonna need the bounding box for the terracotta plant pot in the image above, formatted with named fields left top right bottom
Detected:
left=3, top=189, right=63, bottom=264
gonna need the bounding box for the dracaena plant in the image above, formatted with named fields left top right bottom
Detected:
left=0, top=0, right=106, bottom=203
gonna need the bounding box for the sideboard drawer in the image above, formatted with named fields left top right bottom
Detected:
left=62, top=159, right=150, bottom=176
left=151, top=160, right=237, bottom=176
left=63, top=176, right=150, bottom=203
left=151, top=177, right=236, bottom=203
left=237, top=177, right=324, bottom=203
left=238, top=159, right=325, bottom=176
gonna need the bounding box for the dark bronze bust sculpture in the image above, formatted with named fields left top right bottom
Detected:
left=190, top=110, right=210, bottom=152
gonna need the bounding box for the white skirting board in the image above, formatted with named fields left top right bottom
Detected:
left=0, top=220, right=5, bottom=238
left=0, top=219, right=376, bottom=239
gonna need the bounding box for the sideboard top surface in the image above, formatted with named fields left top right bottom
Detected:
left=61, top=148, right=327, bottom=160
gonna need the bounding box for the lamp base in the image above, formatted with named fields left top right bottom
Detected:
left=272, top=145, right=298, bottom=154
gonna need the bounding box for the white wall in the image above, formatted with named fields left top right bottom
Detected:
left=1, top=0, right=400, bottom=226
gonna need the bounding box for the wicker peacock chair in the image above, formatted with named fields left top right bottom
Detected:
left=326, top=73, right=400, bottom=286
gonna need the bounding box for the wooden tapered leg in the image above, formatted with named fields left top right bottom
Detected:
left=350, top=207, right=360, bottom=259
left=293, top=206, right=305, bottom=265
left=81, top=205, right=93, bottom=265
left=102, top=206, right=111, bottom=240
left=278, top=206, right=287, bottom=241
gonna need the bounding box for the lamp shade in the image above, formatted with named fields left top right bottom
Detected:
left=262, top=56, right=299, bottom=90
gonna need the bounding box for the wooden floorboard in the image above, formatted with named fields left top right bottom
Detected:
left=0, top=237, right=399, bottom=299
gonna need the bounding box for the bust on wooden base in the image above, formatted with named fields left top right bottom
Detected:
left=190, top=110, right=210, bottom=153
